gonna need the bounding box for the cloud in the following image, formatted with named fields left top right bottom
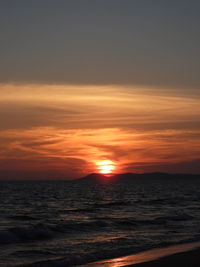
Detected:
left=0, top=126, right=199, bottom=178
left=0, top=83, right=199, bottom=178
left=124, top=159, right=200, bottom=174
left=1, top=83, right=199, bottom=131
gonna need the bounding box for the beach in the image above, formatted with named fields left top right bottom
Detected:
left=84, top=242, right=200, bottom=267
left=128, top=247, right=200, bottom=267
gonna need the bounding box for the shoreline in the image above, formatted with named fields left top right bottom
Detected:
left=127, top=248, right=200, bottom=267
left=81, top=241, right=200, bottom=267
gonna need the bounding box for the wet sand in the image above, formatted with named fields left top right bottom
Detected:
left=84, top=241, right=200, bottom=267
left=128, top=247, right=200, bottom=267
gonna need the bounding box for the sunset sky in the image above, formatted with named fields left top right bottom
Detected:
left=0, top=1, right=200, bottom=179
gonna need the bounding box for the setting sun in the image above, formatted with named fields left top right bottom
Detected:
left=97, top=160, right=116, bottom=174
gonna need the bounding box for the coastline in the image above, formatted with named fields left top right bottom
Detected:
left=82, top=241, right=200, bottom=267
left=127, top=248, right=200, bottom=267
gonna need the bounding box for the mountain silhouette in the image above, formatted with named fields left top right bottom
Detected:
left=78, top=172, right=200, bottom=182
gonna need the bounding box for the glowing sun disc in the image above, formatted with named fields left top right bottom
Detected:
left=97, top=160, right=115, bottom=174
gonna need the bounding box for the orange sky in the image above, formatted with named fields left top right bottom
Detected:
left=1, top=1, right=200, bottom=179
left=0, top=83, right=200, bottom=179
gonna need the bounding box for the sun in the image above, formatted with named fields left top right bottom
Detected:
left=97, top=160, right=115, bottom=175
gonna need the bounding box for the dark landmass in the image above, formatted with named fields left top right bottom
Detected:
left=79, top=172, right=200, bottom=182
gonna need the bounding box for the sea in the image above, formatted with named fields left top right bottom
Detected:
left=0, top=175, right=200, bottom=266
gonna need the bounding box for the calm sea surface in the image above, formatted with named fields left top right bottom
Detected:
left=0, top=176, right=200, bottom=266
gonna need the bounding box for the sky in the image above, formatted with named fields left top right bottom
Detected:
left=0, top=0, right=200, bottom=179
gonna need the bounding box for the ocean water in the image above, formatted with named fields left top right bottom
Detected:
left=0, top=176, right=200, bottom=266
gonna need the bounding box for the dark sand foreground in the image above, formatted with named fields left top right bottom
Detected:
left=128, top=247, right=200, bottom=267
left=85, top=242, right=200, bottom=267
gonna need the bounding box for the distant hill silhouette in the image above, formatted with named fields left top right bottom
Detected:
left=78, top=172, right=200, bottom=182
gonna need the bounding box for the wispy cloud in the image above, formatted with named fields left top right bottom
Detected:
left=0, top=83, right=199, bottom=178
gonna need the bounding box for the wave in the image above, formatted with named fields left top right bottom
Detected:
left=54, top=201, right=132, bottom=214
left=135, top=197, right=189, bottom=206
left=0, top=219, right=110, bottom=245
left=0, top=225, right=55, bottom=244
left=93, top=200, right=132, bottom=208
left=17, top=239, right=200, bottom=267
left=1, top=211, right=194, bottom=245
left=9, top=215, right=38, bottom=221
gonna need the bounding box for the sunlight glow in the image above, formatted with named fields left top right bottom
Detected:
left=97, top=160, right=115, bottom=174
